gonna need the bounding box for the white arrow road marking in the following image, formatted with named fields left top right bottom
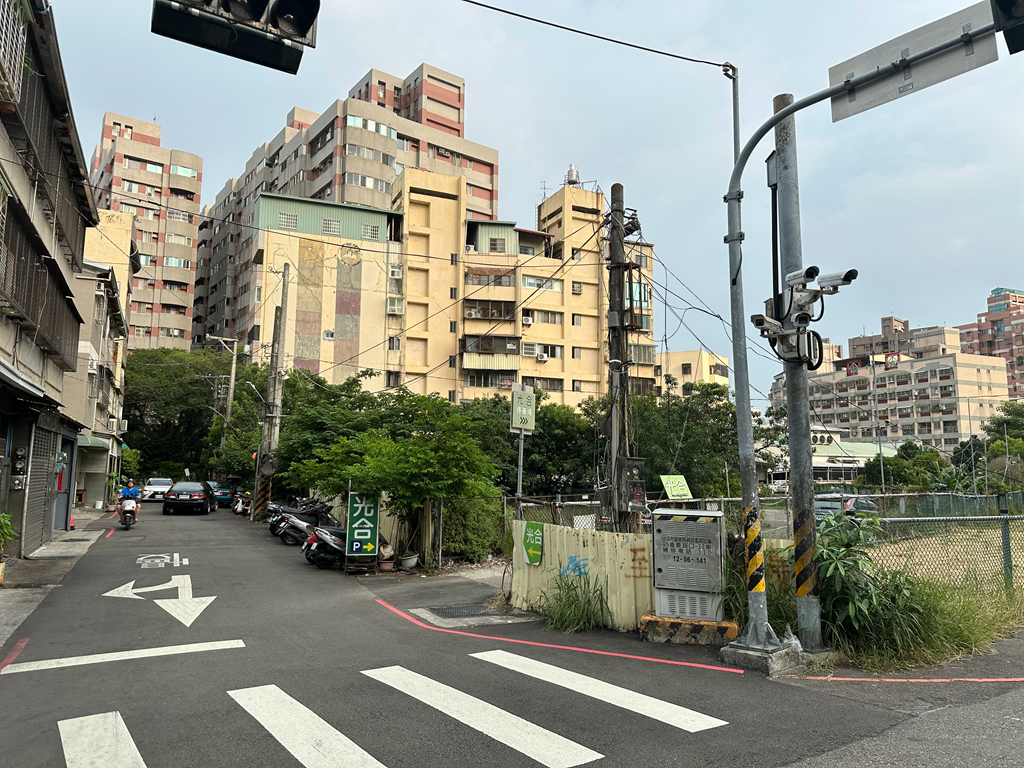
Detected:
left=471, top=650, right=728, bottom=733
left=362, top=665, right=602, bottom=768
left=58, top=711, right=148, bottom=768
left=1, top=640, right=245, bottom=675
left=229, top=685, right=386, bottom=768
left=102, top=575, right=216, bottom=627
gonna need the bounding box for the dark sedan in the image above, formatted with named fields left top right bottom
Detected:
left=209, top=482, right=234, bottom=508
left=162, top=482, right=215, bottom=515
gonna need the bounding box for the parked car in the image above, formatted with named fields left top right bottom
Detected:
left=208, top=481, right=234, bottom=508
left=770, top=480, right=789, bottom=494
left=814, top=494, right=878, bottom=519
left=143, top=477, right=174, bottom=501
left=162, top=481, right=216, bottom=515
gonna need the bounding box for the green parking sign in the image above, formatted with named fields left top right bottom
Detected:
left=523, top=521, right=543, bottom=566
left=346, top=493, right=379, bottom=556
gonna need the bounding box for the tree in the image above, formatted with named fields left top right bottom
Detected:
left=983, top=401, right=1024, bottom=444
left=988, top=437, right=1024, bottom=461
left=522, top=401, right=594, bottom=494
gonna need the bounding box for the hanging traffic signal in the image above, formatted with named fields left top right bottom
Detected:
left=151, top=0, right=321, bottom=74
left=992, top=0, right=1024, bottom=54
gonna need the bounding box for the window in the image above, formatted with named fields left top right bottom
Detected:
left=139, top=254, right=154, bottom=266
left=136, top=302, right=153, bottom=313
left=448, top=390, right=457, bottom=403
left=133, top=326, right=147, bottom=337
left=387, top=297, right=404, bottom=315
left=164, top=257, right=190, bottom=269
left=681, top=363, right=692, bottom=375
left=322, top=219, right=341, bottom=236
left=170, top=165, right=198, bottom=179
left=162, top=304, right=187, bottom=315
left=488, top=238, right=506, bottom=253
left=572, top=314, right=582, bottom=326
left=345, top=144, right=397, bottom=168
left=166, top=234, right=193, bottom=247
left=464, top=336, right=520, bottom=354
left=378, top=81, right=386, bottom=98
left=520, top=246, right=535, bottom=256
left=449, top=355, right=457, bottom=368
left=572, top=380, right=583, bottom=392
left=309, top=124, right=335, bottom=154
left=571, top=248, right=583, bottom=260
left=361, top=223, right=381, bottom=240
left=711, top=363, right=729, bottom=378
left=466, top=272, right=512, bottom=287
left=534, top=344, right=563, bottom=359
left=572, top=347, right=582, bottom=359
left=571, top=281, right=583, bottom=295
left=450, top=287, right=458, bottom=300
left=389, top=265, right=403, bottom=279
left=278, top=212, right=298, bottom=230
left=523, top=309, right=562, bottom=325
left=450, top=321, right=457, bottom=333
left=159, top=328, right=186, bottom=338
left=122, top=181, right=139, bottom=193
left=388, top=336, right=401, bottom=351
left=386, top=371, right=401, bottom=388
left=522, top=275, right=563, bottom=292
left=521, top=376, right=563, bottom=392
left=450, top=252, right=458, bottom=265
left=166, top=210, right=193, bottom=223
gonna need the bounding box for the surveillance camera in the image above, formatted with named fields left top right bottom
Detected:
left=793, top=312, right=813, bottom=328
left=785, top=265, right=819, bottom=288
left=817, top=269, right=859, bottom=290
left=750, top=314, right=783, bottom=335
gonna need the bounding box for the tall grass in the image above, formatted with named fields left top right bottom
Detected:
left=536, top=572, right=609, bottom=633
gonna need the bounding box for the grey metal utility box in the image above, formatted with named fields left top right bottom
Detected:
left=652, top=510, right=726, bottom=621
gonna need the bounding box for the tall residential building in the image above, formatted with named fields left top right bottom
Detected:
left=192, top=63, right=498, bottom=345
left=0, top=1, right=98, bottom=555
left=958, top=287, right=1024, bottom=400
left=848, top=316, right=960, bottom=360
left=238, top=171, right=656, bottom=406
left=769, top=352, right=1008, bottom=452
left=90, top=113, right=203, bottom=350
left=656, top=350, right=729, bottom=391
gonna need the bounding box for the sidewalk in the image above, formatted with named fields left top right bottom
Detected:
left=0, top=508, right=109, bottom=647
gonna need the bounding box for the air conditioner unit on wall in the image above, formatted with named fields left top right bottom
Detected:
left=108, top=417, right=119, bottom=433
left=536, top=352, right=548, bottom=363
left=120, top=419, right=128, bottom=432
left=522, top=316, right=533, bottom=326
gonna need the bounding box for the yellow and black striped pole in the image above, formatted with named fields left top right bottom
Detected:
left=728, top=502, right=782, bottom=652
left=745, top=505, right=766, bottom=594
left=793, top=505, right=817, bottom=600
left=254, top=474, right=271, bottom=521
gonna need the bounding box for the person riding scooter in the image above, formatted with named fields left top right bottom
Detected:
left=117, top=479, right=141, bottom=525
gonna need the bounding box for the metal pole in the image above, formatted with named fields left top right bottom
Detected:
left=999, top=495, right=1013, bottom=589
left=608, top=184, right=627, bottom=526
left=219, top=338, right=238, bottom=448
left=774, top=93, right=824, bottom=652
left=517, top=427, right=525, bottom=497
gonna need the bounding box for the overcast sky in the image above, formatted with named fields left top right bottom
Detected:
left=56, top=1, right=1024, bottom=402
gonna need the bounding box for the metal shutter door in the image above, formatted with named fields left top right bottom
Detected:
left=22, top=425, right=58, bottom=556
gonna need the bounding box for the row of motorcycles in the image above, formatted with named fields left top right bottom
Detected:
left=264, top=497, right=390, bottom=571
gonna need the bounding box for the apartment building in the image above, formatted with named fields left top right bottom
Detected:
left=656, top=350, right=729, bottom=391
left=90, top=113, right=203, bottom=350
left=769, top=352, right=1008, bottom=452
left=192, top=63, right=498, bottom=345
left=848, top=316, right=960, bottom=360
left=958, top=287, right=1024, bottom=400
left=242, top=172, right=655, bottom=406
left=0, top=1, right=98, bottom=555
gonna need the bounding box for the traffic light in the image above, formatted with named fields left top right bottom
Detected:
left=992, top=0, right=1024, bottom=54
left=151, top=0, right=321, bottom=74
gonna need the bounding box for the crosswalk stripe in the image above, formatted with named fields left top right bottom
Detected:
left=58, top=711, right=148, bottom=768
left=470, top=650, right=728, bottom=733
left=228, top=684, right=386, bottom=768
left=361, top=665, right=603, bottom=768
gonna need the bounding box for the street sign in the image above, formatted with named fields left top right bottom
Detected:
left=846, top=360, right=861, bottom=377
left=523, top=521, right=543, bottom=566
left=346, top=493, right=379, bottom=557
left=259, top=455, right=278, bottom=476
left=510, top=386, right=535, bottom=433
left=885, top=353, right=900, bottom=371
left=661, top=475, right=693, bottom=500
left=829, top=2, right=998, bottom=122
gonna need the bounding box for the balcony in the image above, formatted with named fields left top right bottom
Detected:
left=463, top=370, right=518, bottom=389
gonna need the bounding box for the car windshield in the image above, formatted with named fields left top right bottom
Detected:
left=170, top=483, right=204, bottom=492
left=148, top=478, right=173, bottom=487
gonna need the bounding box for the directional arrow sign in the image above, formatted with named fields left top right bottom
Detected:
left=510, top=387, right=535, bottom=434
left=103, top=575, right=216, bottom=628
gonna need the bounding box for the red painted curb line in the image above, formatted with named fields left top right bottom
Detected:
left=794, top=675, right=1024, bottom=684
left=104, top=528, right=114, bottom=538
left=0, top=638, right=29, bottom=672
left=375, top=599, right=743, bottom=674
left=106, top=511, right=118, bottom=520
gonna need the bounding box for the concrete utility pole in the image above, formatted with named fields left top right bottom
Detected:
left=255, top=262, right=290, bottom=521
left=209, top=336, right=239, bottom=448
left=270, top=262, right=290, bottom=452
left=607, top=184, right=628, bottom=526
left=773, top=94, right=824, bottom=652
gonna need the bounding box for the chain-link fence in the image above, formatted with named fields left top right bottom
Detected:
left=871, top=514, right=1024, bottom=591
left=832, top=491, right=1024, bottom=518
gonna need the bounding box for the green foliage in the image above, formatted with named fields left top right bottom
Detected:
left=988, top=437, right=1024, bottom=461
left=536, top=572, right=609, bottom=633
left=120, top=448, right=141, bottom=482
left=983, top=400, right=1024, bottom=444
left=856, top=444, right=951, bottom=490
left=440, top=481, right=504, bottom=562
left=523, top=401, right=594, bottom=494
left=0, top=512, right=16, bottom=550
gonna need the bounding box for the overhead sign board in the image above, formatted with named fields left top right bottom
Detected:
left=829, top=2, right=998, bottom=122
left=510, top=385, right=535, bottom=434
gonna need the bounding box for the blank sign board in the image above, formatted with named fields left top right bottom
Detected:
left=829, top=1, right=998, bottom=122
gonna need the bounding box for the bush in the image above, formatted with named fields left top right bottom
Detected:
left=440, top=483, right=503, bottom=562
left=537, top=572, right=609, bottom=633
left=0, top=511, right=15, bottom=551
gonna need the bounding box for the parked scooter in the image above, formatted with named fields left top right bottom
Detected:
left=278, top=507, right=340, bottom=546
left=303, top=528, right=391, bottom=570
left=269, top=501, right=331, bottom=538
left=121, top=498, right=137, bottom=530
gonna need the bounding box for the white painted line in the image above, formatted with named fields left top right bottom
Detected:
left=471, top=650, right=728, bottom=733
left=228, top=685, right=385, bottom=768
left=362, top=665, right=602, bottom=768
left=0, top=639, right=245, bottom=675
left=58, top=711, right=148, bottom=768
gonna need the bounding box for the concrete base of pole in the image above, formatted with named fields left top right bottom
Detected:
left=720, top=644, right=803, bottom=676
left=797, top=595, right=828, bottom=652
left=726, top=592, right=783, bottom=652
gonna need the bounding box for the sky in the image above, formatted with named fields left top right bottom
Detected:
left=55, top=0, right=1024, bottom=403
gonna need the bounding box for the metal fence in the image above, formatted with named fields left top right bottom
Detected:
left=835, top=491, right=1024, bottom=518
left=872, top=514, right=1024, bottom=591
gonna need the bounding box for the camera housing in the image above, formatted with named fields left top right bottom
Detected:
left=785, top=265, right=820, bottom=289
left=817, top=269, right=859, bottom=290
left=751, top=314, right=784, bottom=336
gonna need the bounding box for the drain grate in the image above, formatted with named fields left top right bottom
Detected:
left=426, top=604, right=491, bottom=619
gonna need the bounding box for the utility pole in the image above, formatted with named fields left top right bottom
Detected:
left=607, top=184, right=628, bottom=527
left=270, top=262, right=290, bottom=451
left=873, top=374, right=886, bottom=494
left=209, top=335, right=239, bottom=448
left=255, top=262, right=290, bottom=520
left=773, top=93, right=824, bottom=652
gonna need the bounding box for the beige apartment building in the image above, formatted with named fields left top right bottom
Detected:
left=90, top=112, right=203, bottom=350
left=193, top=64, right=498, bottom=345
left=958, top=287, right=1024, bottom=400
left=849, top=316, right=960, bottom=360
left=656, top=350, right=729, bottom=390
left=770, top=352, right=1008, bottom=452
left=244, top=172, right=656, bottom=405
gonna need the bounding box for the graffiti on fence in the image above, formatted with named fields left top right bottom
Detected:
left=560, top=555, right=589, bottom=578
left=627, top=545, right=651, bottom=579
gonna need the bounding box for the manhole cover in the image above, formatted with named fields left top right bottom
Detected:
left=427, top=605, right=491, bottom=619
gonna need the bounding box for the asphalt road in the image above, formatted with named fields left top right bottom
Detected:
left=0, top=503, right=1014, bottom=767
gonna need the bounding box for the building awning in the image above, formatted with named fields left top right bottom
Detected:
left=77, top=435, right=111, bottom=450
left=0, top=357, right=61, bottom=407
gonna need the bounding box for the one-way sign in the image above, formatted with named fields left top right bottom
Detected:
left=510, top=385, right=535, bottom=434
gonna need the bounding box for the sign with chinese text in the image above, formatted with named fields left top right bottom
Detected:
left=510, top=386, right=535, bottom=433
left=346, top=493, right=380, bottom=556
left=523, top=521, right=543, bottom=566
left=660, top=475, right=693, bottom=500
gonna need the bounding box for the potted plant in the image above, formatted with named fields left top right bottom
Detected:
left=398, top=550, right=419, bottom=569
left=378, top=544, right=395, bottom=572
